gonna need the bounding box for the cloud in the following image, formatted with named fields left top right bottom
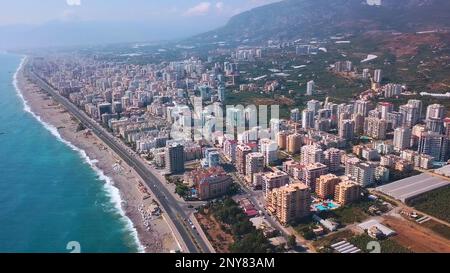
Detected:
left=66, top=0, right=81, bottom=6
left=184, top=2, right=211, bottom=16
left=216, top=2, right=224, bottom=11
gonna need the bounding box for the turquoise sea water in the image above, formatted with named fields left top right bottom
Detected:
left=0, top=53, right=141, bottom=253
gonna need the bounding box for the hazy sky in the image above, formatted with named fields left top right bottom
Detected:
left=0, top=0, right=281, bottom=49
left=0, top=0, right=279, bottom=26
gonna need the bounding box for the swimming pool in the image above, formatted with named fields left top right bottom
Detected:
left=314, top=202, right=338, bottom=211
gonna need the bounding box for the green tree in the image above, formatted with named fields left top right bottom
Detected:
left=287, top=235, right=297, bottom=248
left=232, top=221, right=254, bottom=237
left=230, top=231, right=273, bottom=253
left=303, top=230, right=316, bottom=240
left=175, top=184, right=189, bottom=198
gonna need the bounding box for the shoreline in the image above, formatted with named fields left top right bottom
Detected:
left=14, top=56, right=178, bottom=253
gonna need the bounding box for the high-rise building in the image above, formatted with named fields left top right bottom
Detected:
left=364, top=117, right=387, bottom=140
left=301, top=163, right=328, bottom=191
left=368, top=109, right=381, bottom=119
left=354, top=163, right=375, bottom=187
left=345, top=157, right=360, bottom=173
left=338, top=104, right=353, bottom=120
left=262, top=171, right=290, bottom=196
left=315, top=118, right=331, bottom=132
left=97, top=102, right=112, bottom=118
left=112, top=101, right=123, bottom=114
left=411, top=124, right=427, bottom=147
left=302, top=109, right=315, bottom=129
left=300, top=145, right=325, bottom=165
left=393, top=127, right=412, bottom=151
left=203, top=148, right=220, bottom=168
left=236, top=144, right=252, bottom=174
left=345, top=61, right=353, bottom=71
left=226, top=107, right=245, bottom=129
left=270, top=119, right=282, bottom=139
left=287, top=133, right=302, bottom=154
left=362, top=68, right=370, bottom=80
left=333, top=61, right=353, bottom=73
left=426, top=104, right=445, bottom=119
left=223, top=138, right=237, bottom=162
left=218, top=85, right=226, bottom=102
left=199, top=85, right=212, bottom=101
left=444, top=118, right=450, bottom=137
left=307, top=100, right=321, bottom=115
left=383, top=84, right=402, bottom=98
left=346, top=160, right=375, bottom=187
left=266, top=182, right=311, bottom=225
left=352, top=113, right=365, bottom=136
left=245, top=152, right=265, bottom=184
left=426, top=104, right=445, bottom=120
left=260, top=138, right=278, bottom=165
left=426, top=118, right=444, bottom=134
left=339, top=119, right=355, bottom=140
left=306, top=80, right=315, bottom=96
left=373, top=69, right=382, bottom=83
left=386, top=111, right=404, bottom=130
left=354, top=100, right=370, bottom=117
left=334, top=180, right=361, bottom=205
left=407, top=99, right=423, bottom=119
left=418, top=131, right=449, bottom=162
left=324, top=148, right=342, bottom=172
left=290, top=108, right=301, bottom=122
left=375, top=166, right=390, bottom=183
left=277, top=131, right=288, bottom=150
left=325, top=101, right=339, bottom=117
left=165, top=143, right=185, bottom=174
left=315, top=174, right=341, bottom=199
left=377, top=102, right=393, bottom=120
left=121, top=96, right=130, bottom=109
left=318, top=109, right=332, bottom=119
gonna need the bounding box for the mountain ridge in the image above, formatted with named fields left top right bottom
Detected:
left=190, top=0, right=450, bottom=44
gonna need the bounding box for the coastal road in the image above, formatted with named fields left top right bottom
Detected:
left=26, top=66, right=210, bottom=253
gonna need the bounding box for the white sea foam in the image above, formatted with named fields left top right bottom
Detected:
left=13, top=56, right=145, bottom=253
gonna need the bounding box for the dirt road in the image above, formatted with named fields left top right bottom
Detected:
left=383, top=215, right=450, bottom=253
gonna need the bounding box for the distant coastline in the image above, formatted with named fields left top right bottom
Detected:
left=14, top=56, right=176, bottom=253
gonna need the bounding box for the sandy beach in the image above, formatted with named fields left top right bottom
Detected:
left=15, top=62, right=178, bottom=253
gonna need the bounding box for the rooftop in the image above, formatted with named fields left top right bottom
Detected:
left=358, top=219, right=396, bottom=237
left=263, top=170, right=288, bottom=179
left=306, top=162, right=328, bottom=170
left=376, top=173, right=449, bottom=202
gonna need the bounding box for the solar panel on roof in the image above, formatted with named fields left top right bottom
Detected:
left=342, top=247, right=359, bottom=253
left=338, top=245, right=355, bottom=253
left=331, top=241, right=347, bottom=248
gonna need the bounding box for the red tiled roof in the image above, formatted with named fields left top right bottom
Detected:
left=245, top=209, right=259, bottom=217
